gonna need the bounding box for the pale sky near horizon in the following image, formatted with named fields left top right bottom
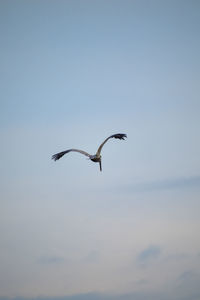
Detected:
left=0, top=1, right=200, bottom=299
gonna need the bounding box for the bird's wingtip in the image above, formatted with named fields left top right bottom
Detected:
left=51, top=154, right=57, bottom=161
left=114, top=133, right=127, bottom=140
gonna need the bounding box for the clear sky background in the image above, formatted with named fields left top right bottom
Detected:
left=0, top=1, right=200, bottom=299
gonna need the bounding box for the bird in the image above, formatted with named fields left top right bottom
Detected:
left=52, top=133, right=127, bottom=171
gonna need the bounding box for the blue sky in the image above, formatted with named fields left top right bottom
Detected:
left=0, top=0, right=200, bottom=299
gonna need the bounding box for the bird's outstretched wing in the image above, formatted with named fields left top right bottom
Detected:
left=96, top=133, right=127, bottom=156
left=52, top=149, right=91, bottom=161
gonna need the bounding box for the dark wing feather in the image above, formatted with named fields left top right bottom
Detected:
left=52, top=148, right=91, bottom=161
left=96, top=133, right=127, bottom=156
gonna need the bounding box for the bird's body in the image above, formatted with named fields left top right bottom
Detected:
left=52, top=133, right=127, bottom=171
left=90, top=155, right=101, bottom=163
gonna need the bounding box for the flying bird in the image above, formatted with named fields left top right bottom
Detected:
left=52, top=133, right=127, bottom=171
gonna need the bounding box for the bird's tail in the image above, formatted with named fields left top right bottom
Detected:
left=99, top=160, right=102, bottom=172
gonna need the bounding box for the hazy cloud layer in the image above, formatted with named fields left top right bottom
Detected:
left=1, top=289, right=200, bottom=300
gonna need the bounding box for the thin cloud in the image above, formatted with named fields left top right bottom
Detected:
left=37, top=255, right=65, bottom=265
left=83, top=250, right=100, bottom=263
left=177, top=270, right=200, bottom=283
left=164, top=253, right=190, bottom=262
left=137, top=245, right=162, bottom=264
left=175, top=269, right=200, bottom=299
left=126, top=175, right=200, bottom=193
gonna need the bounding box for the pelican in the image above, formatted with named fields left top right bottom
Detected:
left=52, top=133, right=127, bottom=171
